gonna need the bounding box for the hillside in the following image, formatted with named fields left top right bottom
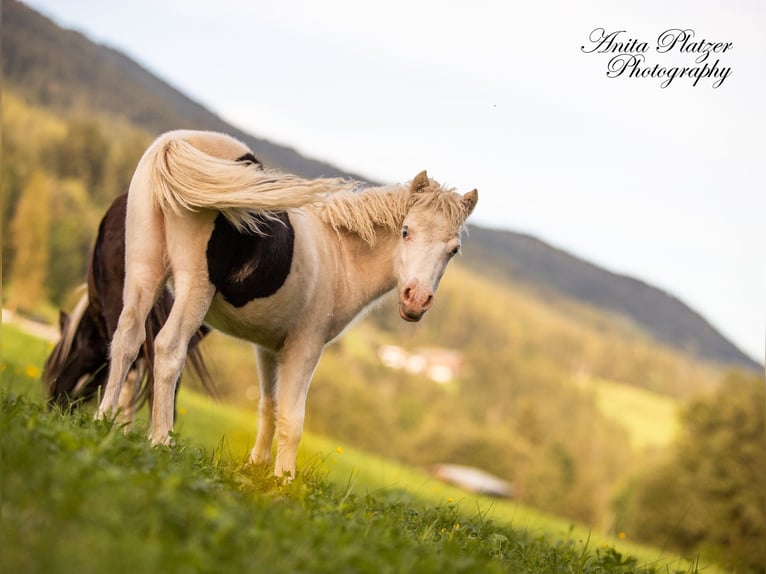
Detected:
left=1, top=0, right=364, bottom=181
left=461, top=227, right=759, bottom=370
left=3, top=0, right=756, bottom=373
left=2, top=328, right=711, bottom=574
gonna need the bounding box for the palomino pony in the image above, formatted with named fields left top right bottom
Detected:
left=44, top=193, right=211, bottom=418
left=97, top=129, right=478, bottom=477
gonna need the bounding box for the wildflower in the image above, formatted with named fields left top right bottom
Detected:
left=447, top=497, right=454, bottom=504
left=178, top=406, right=188, bottom=416
left=335, top=446, right=343, bottom=455
left=24, top=365, right=40, bottom=379
left=618, top=531, right=626, bottom=540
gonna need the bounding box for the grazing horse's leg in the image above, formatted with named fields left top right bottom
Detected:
left=250, top=346, right=278, bottom=465
left=273, top=338, right=325, bottom=478
left=150, top=274, right=215, bottom=445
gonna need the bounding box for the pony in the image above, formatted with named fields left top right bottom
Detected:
left=43, top=193, right=211, bottom=421
left=97, top=129, right=478, bottom=477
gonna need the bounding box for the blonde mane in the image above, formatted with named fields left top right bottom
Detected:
left=312, top=178, right=470, bottom=246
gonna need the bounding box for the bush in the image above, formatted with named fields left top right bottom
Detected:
left=624, top=372, right=766, bottom=573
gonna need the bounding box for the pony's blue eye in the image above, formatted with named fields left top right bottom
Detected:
left=402, top=226, right=409, bottom=239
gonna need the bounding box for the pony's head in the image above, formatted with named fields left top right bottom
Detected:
left=396, top=170, right=478, bottom=322
left=43, top=294, right=109, bottom=407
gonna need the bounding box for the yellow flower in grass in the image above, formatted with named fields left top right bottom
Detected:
left=335, top=446, right=343, bottom=455
left=618, top=531, right=626, bottom=540
left=178, top=406, right=187, bottom=416
left=24, top=365, right=40, bottom=379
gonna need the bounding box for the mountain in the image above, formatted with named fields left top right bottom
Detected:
left=461, top=228, right=758, bottom=370
left=2, top=0, right=759, bottom=372
left=1, top=0, right=365, bottom=181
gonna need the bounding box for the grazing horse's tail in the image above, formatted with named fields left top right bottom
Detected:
left=146, top=130, right=356, bottom=233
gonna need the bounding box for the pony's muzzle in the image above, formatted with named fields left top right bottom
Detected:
left=399, top=283, right=434, bottom=322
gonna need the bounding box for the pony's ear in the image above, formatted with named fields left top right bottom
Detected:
left=58, top=310, right=69, bottom=333
left=462, top=189, right=478, bottom=216
left=410, top=170, right=430, bottom=193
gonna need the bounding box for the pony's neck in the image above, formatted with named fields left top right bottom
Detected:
left=334, top=223, right=400, bottom=310
left=313, top=183, right=410, bottom=313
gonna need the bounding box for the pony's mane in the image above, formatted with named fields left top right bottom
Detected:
left=312, top=179, right=469, bottom=246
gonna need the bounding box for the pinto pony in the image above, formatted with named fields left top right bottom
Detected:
left=97, top=129, right=478, bottom=477
left=43, top=194, right=211, bottom=419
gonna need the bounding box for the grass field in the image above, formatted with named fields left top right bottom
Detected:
left=1, top=323, right=712, bottom=573
left=571, top=375, right=680, bottom=451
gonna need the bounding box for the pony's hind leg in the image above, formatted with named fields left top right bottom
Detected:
left=149, top=211, right=217, bottom=444
left=98, top=166, right=166, bottom=420
left=149, top=274, right=215, bottom=445
left=97, top=265, right=164, bottom=419
left=116, top=359, right=146, bottom=430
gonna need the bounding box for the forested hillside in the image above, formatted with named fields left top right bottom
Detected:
left=461, top=227, right=759, bottom=370
left=2, top=0, right=363, bottom=180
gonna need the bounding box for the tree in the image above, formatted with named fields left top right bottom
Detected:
left=53, top=120, right=109, bottom=192
left=625, top=371, right=766, bottom=572
left=8, top=170, right=52, bottom=310
left=47, top=178, right=100, bottom=305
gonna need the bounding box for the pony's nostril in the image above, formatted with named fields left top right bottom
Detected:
left=424, top=294, right=434, bottom=309
left=403, top=287, right=413, bottom=303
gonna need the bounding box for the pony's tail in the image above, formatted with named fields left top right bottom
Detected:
left=150, top=135, right=356, bottom=233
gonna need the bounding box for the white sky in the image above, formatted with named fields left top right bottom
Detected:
left=20, top=0, right=766, bottom=363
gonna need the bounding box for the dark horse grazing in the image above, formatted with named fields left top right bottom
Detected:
left=43, top=193, right=211, bottom=420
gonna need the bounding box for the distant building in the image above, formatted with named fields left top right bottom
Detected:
left=377, top=345, right=462, bottom=383
left=429, top=464, right=514, bottom=498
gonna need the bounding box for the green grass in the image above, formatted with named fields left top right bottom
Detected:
left=174, top=388, right=700, bottom=571
left=1, top=323, right=54, bottom=385
left=1, top=323, right=710, bottom=573
left=572, top=376, right=680, bottom=451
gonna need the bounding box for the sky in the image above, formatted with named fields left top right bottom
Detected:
left=21, top=0, right=766, bottom=363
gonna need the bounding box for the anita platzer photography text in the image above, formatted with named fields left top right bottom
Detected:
left=582, top=28, right=733, bottom=88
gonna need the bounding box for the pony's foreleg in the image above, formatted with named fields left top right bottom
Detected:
left=250, top=346, right=278, bottom=465
left=149, top=277, right=215, bottom=445
left=273, top=341, right=324, bottom=478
